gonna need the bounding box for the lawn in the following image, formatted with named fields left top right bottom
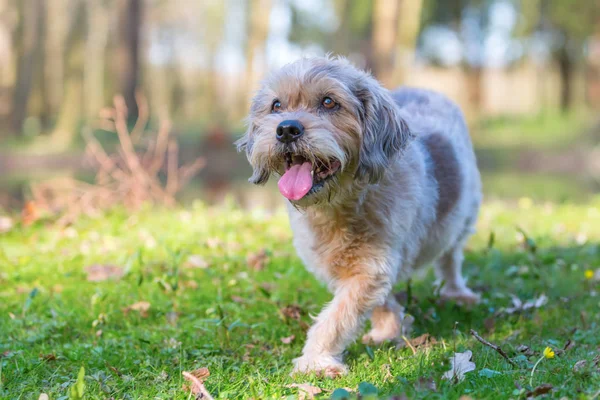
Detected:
left=1, top=198, right=600, bottom=399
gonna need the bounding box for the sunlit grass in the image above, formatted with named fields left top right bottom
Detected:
left=1, top=199, right=599, bottom=398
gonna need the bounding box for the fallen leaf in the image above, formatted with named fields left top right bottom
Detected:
left=517, top=345, right=535, bottom=357
left=484, top=317, right=496, bottom=332
left=85, top=264, right=124, bottom=282
left=39, top=353, right=57, bottom=361
left=281, top=335, right=295, bottom=344
left=123, top=301, right=151, bottom=317
left=166, top=311, right=179, bottom=325
left=442, top=350, right=476, bottom=383
left=22, top=201, right=39, bottom=226
left=504, top=294, right=547, bottom=314
left=286, top=383, right=322, bottom=400
left=573, top=360, right=587, bottom=373
left=0, top=216, right=13, bottom=233
left=280, top=305, right=302, bottom=320
left=186, top=255, right=209, bottom=269
left=231, top=295, right=245, bottom=303
left=410, top=333, right=438, bottom=348
left=182, top=368, right=214, bottom=400
left=526, top=383, right=553, bottom=398
left=184, top=280, right=199, bottom=289
left=563, top=339, right=575, bottom=352
left=246, top=249, right=269, bottom=271
left=415, top=377, right=437, bottom=391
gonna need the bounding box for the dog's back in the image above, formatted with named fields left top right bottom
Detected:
left=389, top=87, right=482, bottom=271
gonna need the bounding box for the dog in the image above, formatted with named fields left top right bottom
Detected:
left=236, top=56, right=482, bottom=377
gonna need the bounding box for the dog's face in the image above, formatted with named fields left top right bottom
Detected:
left=236, top=57, right=411, bottom=207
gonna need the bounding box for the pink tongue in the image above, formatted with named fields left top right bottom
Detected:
left=278, top=162, right=313, bottom=200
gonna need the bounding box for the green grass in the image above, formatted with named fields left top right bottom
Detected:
left=472, top=111, right=595, bottom=150
left=1, top=199, right=600, bottom=399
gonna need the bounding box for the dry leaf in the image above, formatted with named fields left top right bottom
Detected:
left=22, top=201, right=39, bottom=226
left=182, top=368, right=214, bottom=400
left=123, top=301, right=151, bottom=317
left=186, top=255, right=209, bottom=269
left=573, top=360, right=587, bottom=373
left=286, top=383, right=322, bottom=400
left=517, top=345, right=535, bottom=357
left=410, top=333, right=438, bottom=348
left=442, top=350, right=476, bottom=383
left=281, top=305, right=302, bottom=320
left=246, top=249, right=269, bottom=271
left=231, top=295, right=245, bottom=303
left=39, top=353, right=57, bottom=361
left=505, top=294, right=547, bottom=314
left=85, top=264, right=124, bottom=282
left=416, top=376, right=437, bottom=391
left=0, top=216, right=13, bottom=233
left=526, top=383, right=553, bottom=398
left=281, top=335, right=295, bottom=344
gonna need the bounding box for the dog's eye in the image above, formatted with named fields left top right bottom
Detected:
left=272, top=100, right=282, bottom=113
left=322, top=97, right=336, bottom=109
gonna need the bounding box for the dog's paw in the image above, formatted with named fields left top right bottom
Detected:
left=363, top=313, right=415, bottom=345
left=362, top=330, right=397, bottom=345
left=440, top=286, right=480, bottom=305
left=291, top=354, right=348, bottom=378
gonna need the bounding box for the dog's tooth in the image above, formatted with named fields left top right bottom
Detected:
left=310, top=170, right=314, bottom=177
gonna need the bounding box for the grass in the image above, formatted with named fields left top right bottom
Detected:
left=1, top=198, right=600, bottom=399
left=472, top=111, right=595, bottom=150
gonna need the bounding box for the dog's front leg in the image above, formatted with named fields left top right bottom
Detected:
left=292, top=274, right=391, bottom=377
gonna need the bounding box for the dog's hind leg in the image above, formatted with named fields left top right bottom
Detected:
left=361, top=294, right=414, bottom=345
left=435, top=244, right=479, bottom=305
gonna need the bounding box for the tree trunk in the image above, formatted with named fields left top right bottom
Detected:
left=371, top=0, right=400, bottom=88
left=44, top=3, right=85, bottom=152
left=242, top=0, right=271, bottom=114
left=11, top=0, right=44, bottom=134
left=557, top=46, right=573, bottom=112
left=84, top=0, right=110, bottom=119
left=43, top=0, right=70, bottom=124
left=116, top=0, right=143, bottom=120
left=392, top=0, right=423, bottom=86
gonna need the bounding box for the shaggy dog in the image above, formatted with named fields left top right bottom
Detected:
left=236, top=56, right=482, bottom=376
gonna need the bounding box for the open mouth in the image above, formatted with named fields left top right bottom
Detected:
left=277, top=153, right=341, bottom=201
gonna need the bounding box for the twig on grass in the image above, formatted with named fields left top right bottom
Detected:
left=470, top=329, right=518, bottom=368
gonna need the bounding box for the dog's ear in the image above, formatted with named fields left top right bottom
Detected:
left=235, top=121, right=270, bottom=185
left=354, top=82, right=412, bottom=183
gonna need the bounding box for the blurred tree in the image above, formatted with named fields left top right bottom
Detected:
left=515, top=0, right=599, bottom=111
left=42, top=0, right=70, bottom=127
left=243, top=0, right=271, bottom=113
left=116, top=0, right=143, bottom=120
left=392, top=0, right=424, bottom=85
left=543, top=0, right=599, bottom=111
left=11, top=0, right=45, bottom=135
left=371, top=0, right=400, bottom=87
left=200, top=0, right=226, bottom=124
left=84, top=0, right=110, bottom=119
left=420, top=0, right=489, bottom=116
left=46, top=2, right=85, bottom=151
left=289, top=0, right=372, bottom=61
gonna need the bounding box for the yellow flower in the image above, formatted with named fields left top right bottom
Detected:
left=585, top=270, right=595, bottom=280
left=543, top=347, right=555, bottom=359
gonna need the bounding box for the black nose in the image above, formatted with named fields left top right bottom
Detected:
left=276, top=120, right=304, bottom=144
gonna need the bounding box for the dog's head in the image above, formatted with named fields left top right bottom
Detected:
left=236, top=56, right=411, bottom=207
